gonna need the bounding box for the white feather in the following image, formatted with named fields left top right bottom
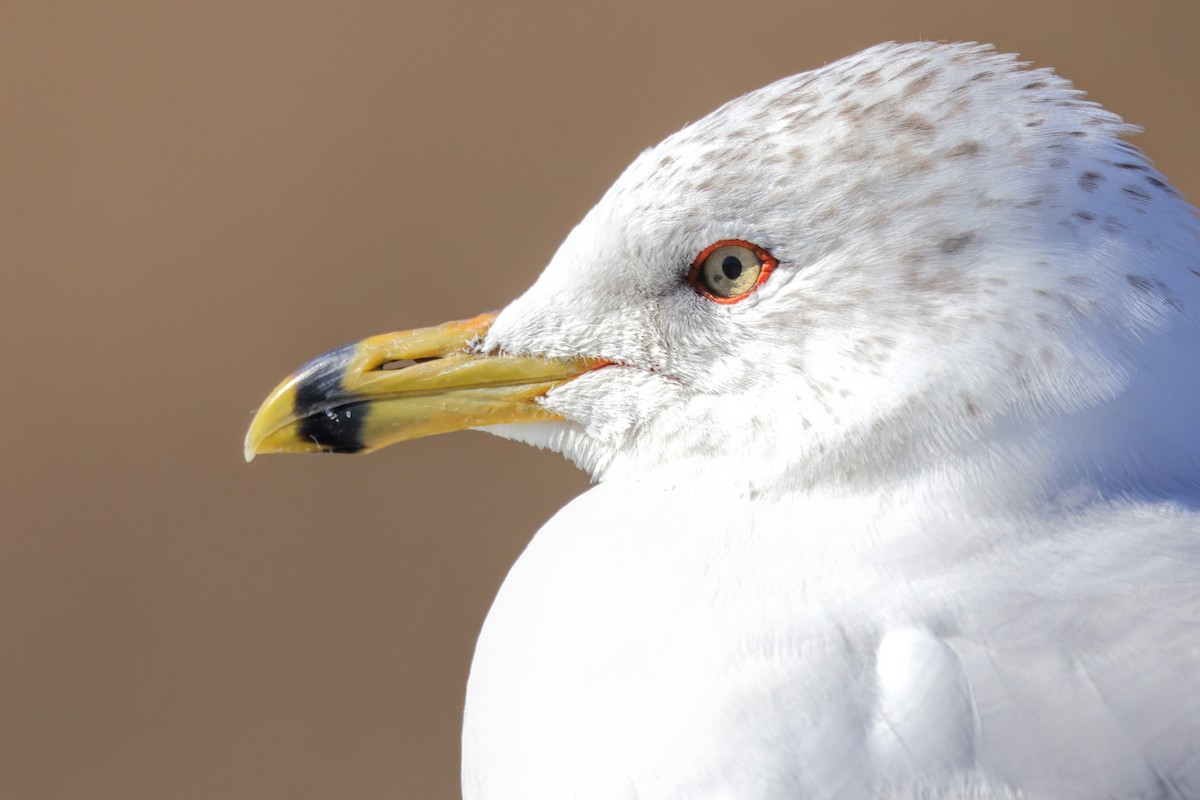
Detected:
left=466, top=42, right=1200, bottom=798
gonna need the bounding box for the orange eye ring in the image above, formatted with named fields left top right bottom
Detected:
left=687, top=239, right=778, bottom=304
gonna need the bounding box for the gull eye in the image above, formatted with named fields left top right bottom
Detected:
left=688, top=240, right=778, bottom=303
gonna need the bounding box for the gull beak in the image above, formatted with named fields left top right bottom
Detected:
left=244, top=313, right=605, bottom=461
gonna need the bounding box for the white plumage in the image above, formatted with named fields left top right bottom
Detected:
left=460, top=42, right=1200, bottom=798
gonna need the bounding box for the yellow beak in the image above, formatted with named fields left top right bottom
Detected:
left=244, top=313, right=605, bottom=461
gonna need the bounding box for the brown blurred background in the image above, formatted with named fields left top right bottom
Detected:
left=3, top=1, right=1199, bottom=797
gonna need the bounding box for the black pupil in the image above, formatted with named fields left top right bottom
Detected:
left=721, top=255, right=743, bottom=280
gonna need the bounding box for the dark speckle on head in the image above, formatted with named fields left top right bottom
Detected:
left=896, top=56, right=931, bottom=76
left=903, top=70, right=939, bottom=97
left=1145, top=175, right=1176, bottom=195
left=1126, top=274, right=1185, bottom=312
left=1123, top=184, right=1152, bottom=205
left=858, top=68, right=883, bottom=86
left=948, top=140, right=982, bottom=157
left=940, top=234, right=976, bottom=255
left=899, top=114, right=936, bottom=136
left=1127, top=274, right=1156, bottom=292
left=1078, top=171, right=1105, bottom=192
left=962, top=392, right=981, bottom=417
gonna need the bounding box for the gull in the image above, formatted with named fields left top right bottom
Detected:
left=245, top=42, right=1200, bottom=799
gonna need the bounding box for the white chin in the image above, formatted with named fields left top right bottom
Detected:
left=475, top=421, right=610, bottom=480
left=476, top=420, right=576, bottom=449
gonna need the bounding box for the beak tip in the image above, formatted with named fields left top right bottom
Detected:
left=243, top=423, right=262, bottom=462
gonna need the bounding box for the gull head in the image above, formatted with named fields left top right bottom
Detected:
left=248, top=42, right=1200, bottom=499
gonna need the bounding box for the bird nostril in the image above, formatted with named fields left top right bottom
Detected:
left=379, top=356, right=441, bottom=371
